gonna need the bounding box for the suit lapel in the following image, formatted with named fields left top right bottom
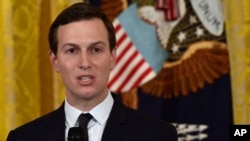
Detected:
left=101, top=96, right=127, bottom=141
left=43, top=103, right=66, bottom=141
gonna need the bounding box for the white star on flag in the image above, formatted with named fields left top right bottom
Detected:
left=189, top=15, right=197, bottom=24
left=178, top=32, right=186, bottom=42
left=195, top=27, right=204, bottom=38
left=171, top=44, right=180, bottom=54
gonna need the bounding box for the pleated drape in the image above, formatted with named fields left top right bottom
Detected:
left=224, top=0, right=250, bottom=124
left=0, top=0, right=81, bottom=140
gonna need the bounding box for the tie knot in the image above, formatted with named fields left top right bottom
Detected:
left=78, top=113, right=93, bottom=128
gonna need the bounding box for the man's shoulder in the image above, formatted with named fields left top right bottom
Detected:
left=112, top=95, right=172, bottom=127
left=6, top=105, right=65, bottom=141
left=113, top=103, right=178, bottom=141
left=12, top=104, right=64, bottom=132
left=125, top=106, right=169, bottom=125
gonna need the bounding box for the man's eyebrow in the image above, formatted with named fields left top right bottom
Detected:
left=61, top=41, right=107, bottom=48
left=90, top=41, right=107, bottom=46
left=62, top=43, right=78, bottom=47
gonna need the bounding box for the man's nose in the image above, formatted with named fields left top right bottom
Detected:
left=77, top=52, right=91, bottom=70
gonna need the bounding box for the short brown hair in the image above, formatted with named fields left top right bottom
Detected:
left=48, top=2, right=116, bottom=55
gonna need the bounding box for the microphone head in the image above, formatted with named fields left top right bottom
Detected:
left=68, top=127, right=84, bottom=141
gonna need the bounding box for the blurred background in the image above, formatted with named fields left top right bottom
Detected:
left=0, top=0, right=249, bottom=140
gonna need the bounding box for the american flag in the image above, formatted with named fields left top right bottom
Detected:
left=108, top=3, right=168, bottom=93
left=155, top=0, right=180, bottom=21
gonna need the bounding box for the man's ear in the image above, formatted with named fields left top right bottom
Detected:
left=49, top=51, right=60, bottom=73
left=110, top=48, right=117, bottom=70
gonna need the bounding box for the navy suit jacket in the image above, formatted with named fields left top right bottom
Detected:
left=7, top=96, right=177, bottom=141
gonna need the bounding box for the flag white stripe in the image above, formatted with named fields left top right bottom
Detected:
left=110, top=52, right=143, bottom=91
left=112, top=19, right=119, bottom=27
left=109, top=38, right=135, bottom=80
left=115, top=27, right=125, bottom=42
left=121, top=63, right=156, bottom=91
left=116, top=36, right=131, bottom=56
left=109, top=21, right=156, bottom=92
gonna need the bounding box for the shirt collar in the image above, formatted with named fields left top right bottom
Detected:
left=65, top=92, right=114, bottom=127
left=89, top=92, right=114, bottom=125
left=65, top=99, right=82, bottom=127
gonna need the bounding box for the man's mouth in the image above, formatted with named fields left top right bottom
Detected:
left=80, top=76, right=93, bottom=81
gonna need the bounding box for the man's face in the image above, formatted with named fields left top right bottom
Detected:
left=50, top=18, right=116, bottom=104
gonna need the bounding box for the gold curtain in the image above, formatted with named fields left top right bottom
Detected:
left=224, top=0, right=250, bottom=124
left=0, top=0, right=81, bottom=140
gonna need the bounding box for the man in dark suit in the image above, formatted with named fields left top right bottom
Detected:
left=7, top=2, right=177, bottom=141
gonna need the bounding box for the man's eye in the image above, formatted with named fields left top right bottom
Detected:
left=92, top=47, right=102, bottom=53
left=67, top=48, right=76, bottom=53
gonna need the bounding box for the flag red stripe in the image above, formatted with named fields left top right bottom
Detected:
left=166, top=0, right=179, bottom=20
left=168, top=0, right=174, bottom=19
left=108, top=50, right=139, bottom=88
left=116, top=32, right=127, bottom=47
left=109, top=21, right=157, bottom=92
left=174, top=0, right=180, bottom=18
left=116, top=41, right=133, bottom=63
left=117, top=58, right=145, bottom=92
left=132, top=67, right=152, bottom=89
left=156, top=0, right=168, bottom=9
left=115, top=26, right=134, bottom=63
left=114, top=23, right=121, bottom=32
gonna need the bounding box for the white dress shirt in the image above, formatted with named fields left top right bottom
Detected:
left=64, top=92, right=114, bottom=141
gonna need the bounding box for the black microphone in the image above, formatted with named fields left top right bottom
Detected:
left=68, top=127, right=84, bottom=141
